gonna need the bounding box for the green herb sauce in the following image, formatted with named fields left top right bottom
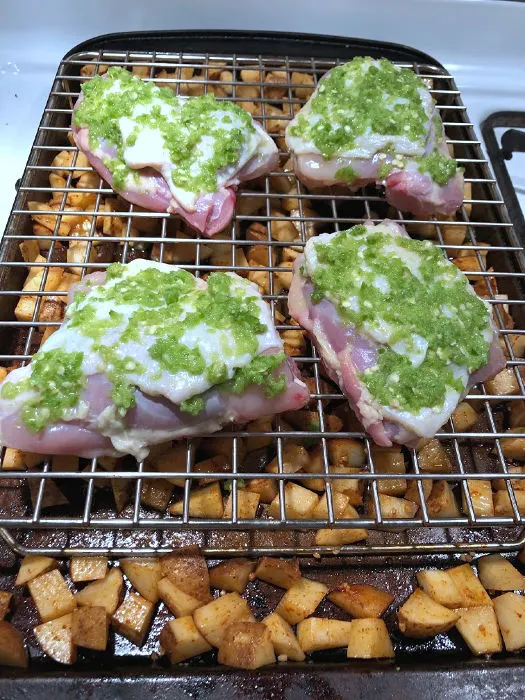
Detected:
left=74, top=66, right=256, bottom=195
left=416, top=150, right=459, bottom=186
left=307, top=226, right=491, bottom=414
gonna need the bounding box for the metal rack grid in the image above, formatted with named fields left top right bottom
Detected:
left=1, top=48, right=525, bottom=557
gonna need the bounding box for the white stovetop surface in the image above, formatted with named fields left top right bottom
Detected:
left=1, top=0, right=525, bottom=233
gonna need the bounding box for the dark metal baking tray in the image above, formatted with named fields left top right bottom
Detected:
left=0, top=30, right=524, bottom=699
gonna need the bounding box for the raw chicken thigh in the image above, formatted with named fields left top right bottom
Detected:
left=286, top=57, right=463, bottom=218
left=288, top=220, right=505, bottom=446
left=72, top=67, right=278, bottom=236
left=0, top=260, right=308, bottom=459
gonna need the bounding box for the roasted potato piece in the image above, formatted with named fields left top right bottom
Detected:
left=262, top=612, right=305, bottom=662
left=266, top=443, right=309, bottom=474
left=75, top=567, right=124, bottom=615
left=452, top=402, right=479, bottom=432
left=0, top=592, right=11, bottom=621
left=329, top=583, right=393, bottom=619
left=476, top=554, right=525, bottom=591
left=223, top=489, right=260, bottom=520
left=485, top=368, right=520, bottom=396
left=160, top=547, right=211, bottom=604
left=370, top=494, right=418, bottom=520
left=462, top=479, right=494, bottom=518
left=315, top=505, right=369, bottom=546
left=0, top=620, right=27, bottom=667
left=494, top=592, right=525, bottom=651
left=120, top=558, right=161, bottom=603
left=291, top=71, right=314, bottom=100
left=160, top=616, right=212, bottom=664
left=404, top=478, right=433, bottom=507
left=494, top=489, right=525, bottom=516
left=245, top=477, right=278, bottom=504
left=169, top=482, right=224, bottom=518
left=70, top=556, right=108, bottom=583
left=34, top=613, right=76, bottom=665
left=193, top=592, right=254, bottom=647
left=500, top=428, right=525, bottom=461
left=398, top=589, right=459, bottom=638
left=328, top=439, right=366, bottom=468
left=209, top=558, right=256, bottom=594
left=372, top=447, right=407, bottom=496
left=268, top=482, right=319, bottom=520
left=140, top=478, right=174, bottom=511
left=71, top=606, right=108, bottom=651
left=416, top=569, right=464, bottom=609
left=111, top=592, right=155, bottom=646
left=312, top=492, right=350, bottom=520
left=297, top=617, right=353, bottom=654
left=346, top=618, right=394, bottom=659
left=446, top=564, right=492, bottom=607
left=329, top=466, right=365, bottom=505
left=427, top=480, right=460, bottom=517
left=158, top=577, right=203, bottom=618
left=417, top=439, right=453, bottom=473
left=254, top=557, right=301, bottom=589
left=218, top=621, right=275, bottom=669
left=16, top=554, right=58, bottom=586
left=28, top=569, right=76, bottom=623
left=455, top=605, right=502, bottom=655
left=493, top=466, right=525, bottom=492
left=275, top=578, right=328, bottom=625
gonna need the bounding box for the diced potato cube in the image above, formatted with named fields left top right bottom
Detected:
left=266, top=443, right=309, bottom=474
left=455, top=605, right=502, bottom=655
left=160, top=616, right=212, bottom=664
left=452, top=402, right=478, bottom=432
left=312, top=492, right=350, bottom=520
left=193, top=592, right=254, bottom=647
left=262, top=612, right=305, bottom=661
left=0, top=621, right=28, bottom=667
left=416, top=570, right=464, bottom=609
left=70, top=556, right=108, bottom=583
left=485, top=368, right=519, bottom=397
left=297, top=617, right=353, bottom=654
left=328, top=439, right=366, bottom=468
left=71, top=606, right=108, bottom=651
left=493, top=466, right=525, bottom=491
left=208, top=558, right=256, bottom=594
left=346, top=619, right=394, bottom=659
left=120, top=558, right=161, bottom=603
left=16, top=554, right=58, bottom=586
left=275, top=578, right=328, bottom=625
left=329, top=466, right=364, bottom=505
left=398, top=589, right=459, bottom=637
left=160, top=547, right=211, bottom=603
left=328, top=583, right=393, bottom=618
left=494, top=490, right=525, bottom=516
left=494, top=592, right=525, bottom=651
left=217, top=621, right=275, bottom=669
left=446, top=564, right=492, bottom=607
left=268, top=482, right=319, bottom=520
left=75, top=568, right=124, bottom=615
left=404, top=478, right=433, bottom=507
left=476, top=554, right=525, bottom=591
left=0, top=592, right=11, bottom=620
left=169, top=483, right=224, bottom=518
left=34, top=613, right=76, bottom=665
left=315, top=505, right=369, bottom=546
left=462, top=480, right=494, bottom=518
left=111, top=592, right=155, bottom=646
left=223, top=489, right=260, bottom=520
left=254, top=557, right=301, bottom=589
left=245, top=477, right=278, bottom=504
left=370, top=494, right=418, bottom=520
left=28, top=569, right=76, bottom=622
left=500, top=428, right=525, bottom=461
left=417, top=439, right=453, bottom=473
left=140, top=478, right=174, bottom=511
left=158, top=577, right=203, bottom=617
left=427, top=480, right=460, bottom=517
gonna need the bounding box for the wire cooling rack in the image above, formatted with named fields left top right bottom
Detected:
left=0, top=48, right=525, bottom=557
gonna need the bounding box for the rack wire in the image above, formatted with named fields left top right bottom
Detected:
left=1, top=48, right=524, bottom=557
